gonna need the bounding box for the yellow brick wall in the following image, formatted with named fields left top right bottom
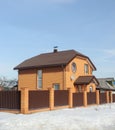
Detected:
left=43, top=67, right=64, bottom=90
left=18, top=69, right=37, bottom=90
left=65, top=56, right=94, bottom=92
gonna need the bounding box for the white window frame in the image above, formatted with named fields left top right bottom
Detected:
left=84, top=64, right=89, bottom=74
left=53, top=83, right=60, bottom=90
left=78, top=85, right=82, bottom=92
left=38, top=70, right=42, bottom=89
left=89, top=86, right=93, bottom=92
left=71, top=62, right=77, bottom=73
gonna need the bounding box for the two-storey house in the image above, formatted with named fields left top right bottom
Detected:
left=14, top=49, right=99, bottom=92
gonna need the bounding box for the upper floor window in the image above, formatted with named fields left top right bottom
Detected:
left=84, top=64, right=89, bottom=74
left=38, top=70, right=42, bottom=89
left=71, top=62, right=77, bottom=73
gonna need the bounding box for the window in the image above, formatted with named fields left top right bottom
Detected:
left=53, top=84, right=60, bottom=90
left=38, top=70, right=42, bottom=89
left=71, top=62, right=77, bottom=73
left=89, top=86, right=93, bottom=92
left=84, top=64, right=89, bottom=74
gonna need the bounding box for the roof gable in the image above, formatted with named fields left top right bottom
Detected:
left=14, top=50, right=96, bottom=70
left=74, top=76, right=99, bottom=85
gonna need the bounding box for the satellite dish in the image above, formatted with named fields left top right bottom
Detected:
left=70, top=75, right=75, bottom=80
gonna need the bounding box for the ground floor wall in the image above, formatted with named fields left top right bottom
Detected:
left=18, top=67, right=97, bottom=92
left=74, top=83, right=96, bottom=93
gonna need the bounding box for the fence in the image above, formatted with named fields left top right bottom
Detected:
left=100, top=93, right=107, bottom=104
left=29, top=90, right=49, bottom=110
left=113, top=94, right=115, bottom=102
left=73, top=92, right=83, bottom=107
left=87, top=92, right=96, bottom=105
left=0, top=91, right=20, bottom=110
left=54, top=90, right=68, bottom=107
left=0, top=88, right=114, bottom=114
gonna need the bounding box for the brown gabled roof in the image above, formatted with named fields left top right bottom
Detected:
left=14, top=50, right=96, bottom=70
left=74, top=75, right=99, bottom=85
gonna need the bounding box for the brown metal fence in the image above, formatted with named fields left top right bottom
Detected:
left=113, top=94, right=115, bottom=102
left=54, top=90, right=68, bottom=107
left=100, top=93, right=107, bottom=104
left=29, top=90, right=49, bottom=110
left=87, top=92, right=96, bottom=105
left=0, top=91, right=21, bottom=110
left=73, top=92, right=83, bottom=107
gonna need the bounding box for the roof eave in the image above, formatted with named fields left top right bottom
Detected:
left=96, top=87, right=115, bottom=91
left=14, top=63, right=67, bottom=70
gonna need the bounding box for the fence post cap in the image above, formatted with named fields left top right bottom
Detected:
left=47, top=87, right=54, bottom=90
left=68, top=87, right=72, bottom=90
left=21, top=87, right=28, bottom=90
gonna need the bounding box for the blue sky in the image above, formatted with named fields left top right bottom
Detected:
left=0, top=0, right=115, bottom=79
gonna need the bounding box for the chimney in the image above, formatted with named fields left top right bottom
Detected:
left=53, top=46, right=58, bottom=53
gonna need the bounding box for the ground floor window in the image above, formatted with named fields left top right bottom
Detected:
left=53, top=84, right=60, bottom=90
left=89, top=86, right=93, bottom=92
left=78, top=85, right=82, bottom=92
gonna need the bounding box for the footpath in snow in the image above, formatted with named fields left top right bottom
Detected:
left=0, top=103, right=115, bottom=130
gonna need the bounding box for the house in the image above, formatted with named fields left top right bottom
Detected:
left=14, top=49, right=99, bottom=93
left=97, top=78, right=115, bottom=92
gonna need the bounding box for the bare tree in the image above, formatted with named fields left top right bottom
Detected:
left=0, top=76, right=17, bottom=90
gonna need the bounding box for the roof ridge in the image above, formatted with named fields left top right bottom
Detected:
left=39, top=49, right=76, bottom=55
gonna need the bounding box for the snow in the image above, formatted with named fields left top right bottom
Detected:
left=0, top=104, right=115, bottom=130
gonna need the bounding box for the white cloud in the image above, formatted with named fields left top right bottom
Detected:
left=102, top=49, right=115, bottom=62
left=104, top=49, right=115, bottom=56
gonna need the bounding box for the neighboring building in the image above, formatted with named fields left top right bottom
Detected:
left=0, top=86, right=4, bottom=91
left=97, top=78, right=115, bottom=92
left=14, top=49, right=99, bottom=92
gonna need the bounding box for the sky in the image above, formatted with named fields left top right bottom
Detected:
left=0, top=0, right=115, bottom=79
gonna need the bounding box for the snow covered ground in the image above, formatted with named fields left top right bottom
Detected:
left=0, top=103, right=115, bottom=130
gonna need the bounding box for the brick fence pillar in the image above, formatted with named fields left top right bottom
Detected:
left=106, top=91, right=109, bottom=103
left=83, top=91, right=87, bottom=107
left=96, top=90, right=100, bottom=105
left=49, top=87, right=54, bottom=110
left=109, top=91, right=113, bottom=103
left=21, top=87, right=29, bottom=114
left=68, top=88, right=73, bottom=108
